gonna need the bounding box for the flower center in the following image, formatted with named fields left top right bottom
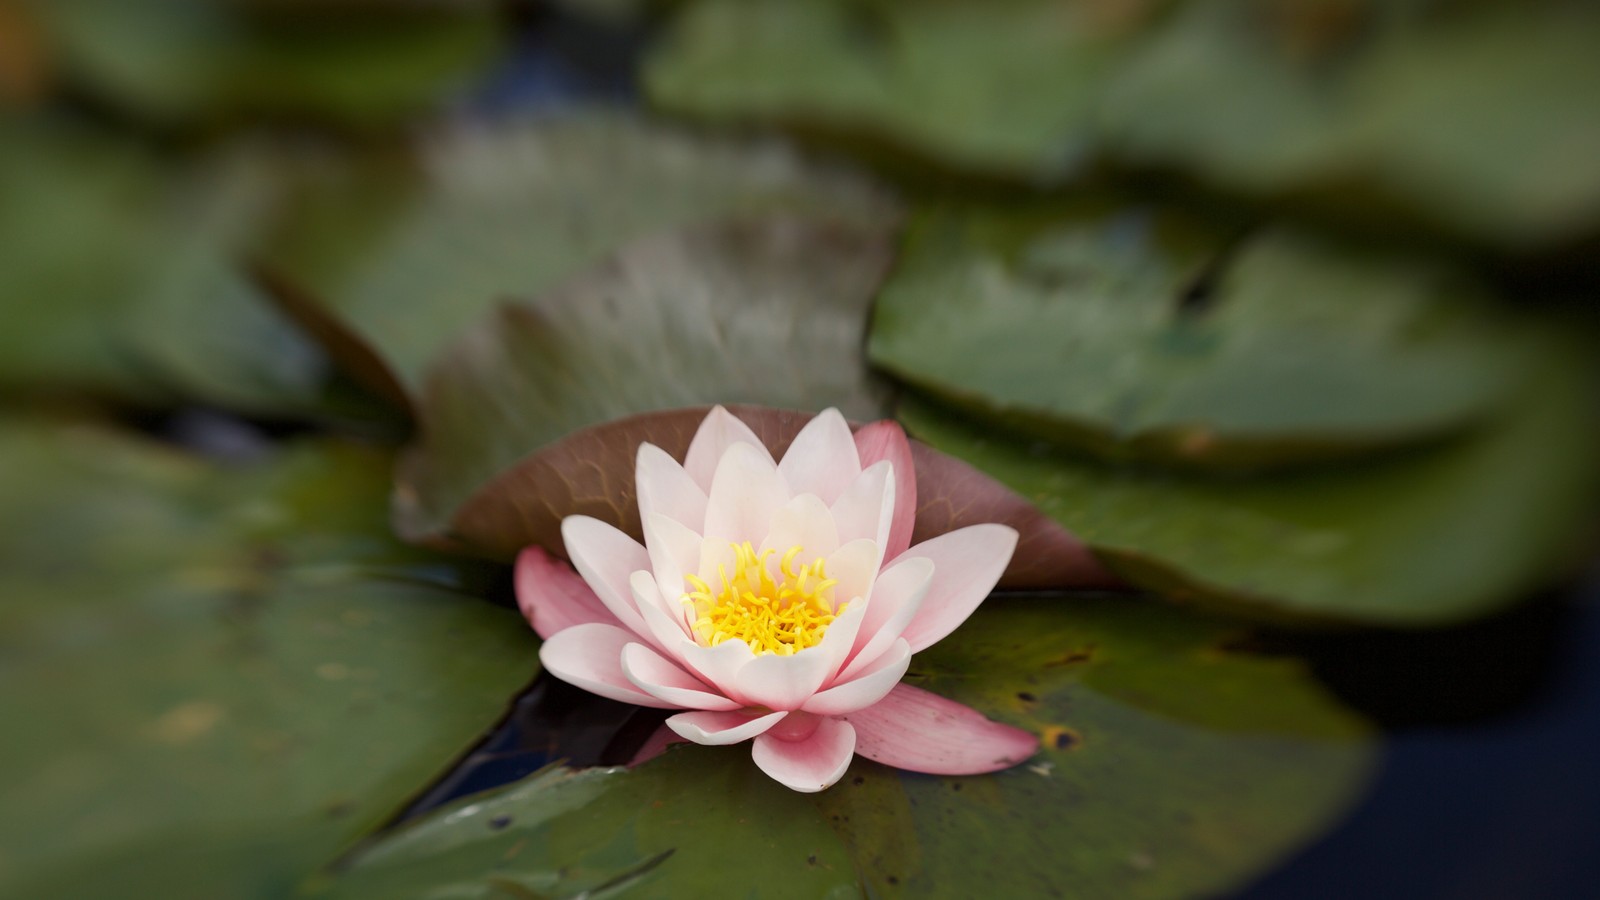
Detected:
left=683, top=542, right=842, bottom=655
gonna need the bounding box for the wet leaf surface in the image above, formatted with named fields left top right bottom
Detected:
left=870, top=206, right=1530, bottom=469
left=257, top=113, right=900, bottom=402
left=0, top=420, right=537, bottom=898
left=900, top=333, right=1600, bottom=625
left=313, top=595, right=1373, bottom=899
left=429, top=403, right=1117, bottom=590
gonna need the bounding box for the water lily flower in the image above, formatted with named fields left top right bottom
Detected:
left=516, top=406, right=1038, bottom=792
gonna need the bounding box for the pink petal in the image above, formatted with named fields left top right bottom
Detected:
left=684, top=406, right=773, bottom=493
left=538, top=624, right=678, bottom=709
left=777, top=408, right=861, bottom=505
left=667, top=708, right=786, bottom=745
left=830, top=460, right=895, bottom=553
left=751, top=715, right=857, bottom=793
left=514, top=546, right=616, bottom=639
left=837, top=556, right=932, bottom=681
left=803, top=638, right=911, bottom=716
left=636, top=443, right=709, bottom=532
left=621, top=643, right=742, bottom=711
left=642, top=512, right=703, bottom=625
left=759, top=493, right=840, bottom=563
left=629, top=571, right=697, bottom=654
left=897, top=524, right=1019, bottom=653
left=561, top=516, right=651, bottom=639
left=844, top=683, right=1038, bottom=775
left=734, top=647, right=833, bottom=711
left=854, top=420, right=917, bottom=561
left=703, top=442, right=792, bottom=545
left=677, top=637, right=757, bottom=702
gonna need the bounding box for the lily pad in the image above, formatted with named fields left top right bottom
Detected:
left=432, top=403, right=1116, bottom=589
left=644, top=0, right=1146, bottom=180
left=23, top=0, right=502, bottom=127
left=393, top=217, right=899, bottom=546
left=899, top=330, right=1600, bottom=625
left=313, top=595, right=1373, bottom=899
left=0, top=420, right=538, bottom=898
left=0, top=119, right=368, bottom=419
left=257, top=113, right=900, bottom=403
left=869, top=207, right=1528, bottom=469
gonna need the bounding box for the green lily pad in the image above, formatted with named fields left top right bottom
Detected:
left=257, top=113, right=899, bottom=404
left=869, top=206, right=1528, bottom=469
left=0, top=118, right=372, bottom=420
left=899, top=330, right=1600, bottom=625
left=392, top=217, right=899, bottom=547
left=24, top=0, right=502, bottom=127
left=1099, top=1, right=1600, bottom=248
left=0, top=420, right=538, bottom=898
left=644, top=0, right=1146, bottom=180
left=312, top=595, right=1373, bottom=899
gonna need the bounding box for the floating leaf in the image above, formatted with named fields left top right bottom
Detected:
left=258, top=113, right=900, bottom=402
left=0, top=421, right=537, bottom=898
left=313, top=595, right=1373, bottom=899
left=24, top=0, right=502, bottom=127
left=0, top=119, right=369, bottom=419
left=432, top=403, right=1116, bottom=589
left=645, top=0, right=1145, bottom=179
left=393, top=217, right=900, bottom=546
left=900, top=333, right=1600, bottom=625
left=870, top=207, right=1528, bottom=468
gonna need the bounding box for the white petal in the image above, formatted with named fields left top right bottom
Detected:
left=643, top=512, right=703, bottom=626
left=777, top=409, right=861, bottom=505
left=636, top=442, right=708, bottom=532
left=759, top=493, right=840, bottom=563
left=734, top=647, right=833, bottom=711
left=830, top=460, right=895, bottom=552
left=667, top=709, right=786, bottom=746
left=838, top=556, right=933, bottom=682
left=629, top=570, right=695, bottom=652
left=560, top=516, right=650, bottom=639
left=824, top=538, right=883, bottom=617
left=704, top=442, right=792, bottom=545
left=684, top=406, right=772, bottom=492
left=804, top=639, right=911, bottom=716
left=677, top=637, right=757, bottom=703
left=621, top=643, right=742, bottom=711
left=539, top=624, right=676, bottom=708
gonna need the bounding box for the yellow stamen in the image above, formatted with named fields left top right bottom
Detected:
left=682, top=541, right=842, bottom=655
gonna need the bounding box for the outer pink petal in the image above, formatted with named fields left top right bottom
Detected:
left=854, top=420, right=917, bottom=562
left=777, top=409, right=861, bottom=505
left=561, top=516, right=651, bottom=639
left=802, top=638, right=911, bottom=716
left=897, top=524, right=1019, bottom=653
left=703, top=442, right=792, bottom=545
left=843, top=683, right=1038, bottom=775
left=684, top=406, right=772, bottom=493
left=830, top=460, right=894, bottom=553
left=514, top=546, right=617, bottom=639
left=621, top=643, right=742, bottom=711
left=538, top=624, right=678, bottom=709
left=735, top=647, right=833, bottom=711
left=636, top=443, right=709, bottom=532
left=752, top=716, right=857, bottom=793
left=667, top=709, right=786, bottom=745
left=837, top=556, right=932, bottom=682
